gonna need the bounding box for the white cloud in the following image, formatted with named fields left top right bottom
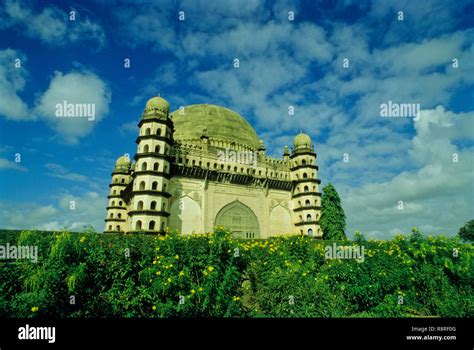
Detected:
left=114, top=3, right=176, bottom=52
left=0, top=157, right=27, bottom=171
left=0, top=191, right=107, bottom=231
left=0, top=202, right=59, bottom=229
left=368, top=0, right=469, bottom=44
left=1, top=0, right=105, bottom=47
left=35, top=70, right=111, bottom=144
left=44, top=163, right=88, bottom=182
left=0, top=49, right=111, bottom=143
left=0, top=49, right=30, bottom=120
left=343, top=106, right=474, bottom=238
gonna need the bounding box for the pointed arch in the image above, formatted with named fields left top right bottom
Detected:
left=215, top=200, right=259, bottom=239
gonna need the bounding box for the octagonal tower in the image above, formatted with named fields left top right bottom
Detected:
left=104, top=156, right=132, bottom=232
left=128, top=96, right=173, bottom=233
left=290, top=132, right=322, bottom=237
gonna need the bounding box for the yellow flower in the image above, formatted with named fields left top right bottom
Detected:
left=207, top=266, right=214, bottom=272
left=79, top=236, right=86, bottom=244
left=198, top=287, right=203, bottom=292
left=31, top=306, right=39, bottom=313
left=167, top=277, right=172, bottom=283
left=175, top=255, right=180, bottom=260
left=179, top=271, right=185, bottom=277
left=233, top=296, right=240, bottom=301
left=156, top=271, right=161, bottom=276
left=153, top=260, right=157, bottom=265
left=152, top=305, right=156, bottom=311
left=191, top=289, right=195, bottom=294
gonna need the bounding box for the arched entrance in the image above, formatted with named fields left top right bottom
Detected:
left=215, top=200, right=260, bottom=239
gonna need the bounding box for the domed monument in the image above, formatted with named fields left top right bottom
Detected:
left=104, top=97, right=322, bottom=238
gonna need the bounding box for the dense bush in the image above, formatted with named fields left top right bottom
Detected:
left=0, top=228, right=472, bottom=318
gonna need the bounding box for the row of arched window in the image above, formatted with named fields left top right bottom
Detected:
left=139, top=144, right=170, bottom=155
left=134, top=200, right=166, bottom=211
left=297, top=199, right=319, bottom=207
left=110, top=200, right=123, bottom=207
left=141, top=127, right=171, bottom=139
left=296, top=185, right=317, bottom=193
left=300, top=228, right=319, bottom=236
left=294, top=172, right=316, bottom=179
left=138, top=161, right=167, bottom=172
left=298, top=213, right=320, bottom=222
left=135, top=220, right=165, bottom=231
left=292, top=158, right=314, bottom=167
left=136, top=181, right=167, bottom=191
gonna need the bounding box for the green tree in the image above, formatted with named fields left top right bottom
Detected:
left=457, top=220, right=474, bottom=242
left=320, top=183, right=346, bottom=240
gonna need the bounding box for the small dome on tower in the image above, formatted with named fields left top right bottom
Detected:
left=293, top=132, right=312, bottom=148
left=115, top=155, right=131, bottom=166
left=145, top=96, right=169, bottom=113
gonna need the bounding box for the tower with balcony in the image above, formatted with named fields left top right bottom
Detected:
left=104, top=156, right=131, bottom=232
left=290, top=132, right=322, bottom=237
left=128, top=96, right=173, bottom=233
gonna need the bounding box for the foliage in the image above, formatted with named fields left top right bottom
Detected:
left=0, top=227, right=472, bottom=318
left=320, top=183, right=347, bottom=240
left=458, top=219, right=474, bottom=243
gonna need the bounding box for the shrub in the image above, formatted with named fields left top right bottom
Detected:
left=0, top=228, right=471, bottom=318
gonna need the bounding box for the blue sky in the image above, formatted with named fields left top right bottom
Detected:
left=0, top=0, right=473, bottom=238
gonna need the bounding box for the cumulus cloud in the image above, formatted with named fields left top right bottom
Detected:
left=0, top=48, right=111, bottom=143
left=1, top=0, right=105, bottom=47
left=0, top=202, right=59, bottom=229
left=0, top=191, right=107, bottom=231
left=343, top=106, right=474, bottom=238
left=35, top=70, right=111, bottom=144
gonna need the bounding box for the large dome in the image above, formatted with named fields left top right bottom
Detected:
left=170, top=104, right=261, bottom=150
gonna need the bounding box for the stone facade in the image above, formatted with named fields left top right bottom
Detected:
left=104, top=97, right=322, bottom=238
